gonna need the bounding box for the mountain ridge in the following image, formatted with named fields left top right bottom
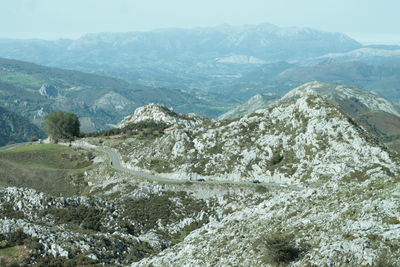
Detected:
left=105, top=91, right=396, bottom=185
left=222, top=81, right=400, bottom=152
left=0, top=106, right=45, bottom=145
left=0, top=23, right=361, bottom=91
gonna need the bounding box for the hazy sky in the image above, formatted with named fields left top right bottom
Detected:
left=1, top=0, right=399, bottom=44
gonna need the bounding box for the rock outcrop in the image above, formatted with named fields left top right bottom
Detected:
left=115, top=94, right=398, bottom=185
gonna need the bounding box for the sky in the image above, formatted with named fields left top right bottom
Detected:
left=1, top=0, right=400, bottom=44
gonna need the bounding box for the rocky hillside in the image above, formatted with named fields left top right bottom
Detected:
left=218, top=93, right=280, bottom=120
left=0, top=146, right=265, bottom=266
left=0, top=106, right=45, bottom=145
left=1, top=93, right=399, bottom=266
left=134, top=175, right=400, bottom=266
left=222, top=81, right=400, bottom=152
left=282, top=81, right=400, bottom=117
left=283, top=81, right=400, bottom=152
left=109, top=93, right=398, bottom=185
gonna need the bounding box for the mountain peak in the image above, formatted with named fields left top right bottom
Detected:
left=118, top=103, right=206, bottom=129
left=118, top=103, right=177, bottom=128
left=283, top=81, right=400, bottom=117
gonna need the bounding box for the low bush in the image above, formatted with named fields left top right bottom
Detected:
left=119, top=191, right=207, bottom=235
left=42, top=205, right=104, bottom=232
left=255, top=232, right=304, bottom=265
left=0, top=203, right=24, bottom=220
left=373, top=250, right=398, bottom=267
left=255, top=185, right=268, bottom=194
left=270, top=152, right=284, bottom=165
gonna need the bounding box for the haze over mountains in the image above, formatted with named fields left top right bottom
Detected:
left=1, top=23, right=400, bottom=105
left=1, top=21, right=400, bottom=266
left=0, top=23, right=362, bottom=91
left=0, top=57, right=234, bottom=132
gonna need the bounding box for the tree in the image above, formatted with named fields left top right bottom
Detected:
left=44, top=111, right=80, bottom=142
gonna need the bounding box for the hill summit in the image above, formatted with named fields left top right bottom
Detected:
left=118, top=103, right=207, bottom=129
left=115, top=93, right=397, bottom=185
left=282, top=81, right=400, bottom=117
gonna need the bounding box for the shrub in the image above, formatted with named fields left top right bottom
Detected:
left=119, top=191, right=207, bottom=235
left=44, top=111, right=80, bottom=142
left=0, top=203, right=24, bottom=219
left=255, top=232, right=303, bottom=265
left=35, top=254, right=100, bottom=267
left=255, top=185, right=268, bottom=194
left=373, top=250, right=398, bottom=267
left=42, top=205, right=104, bottom=232
left=0, top=229, right=27, bottom=247
left=270, top=152, right=284, bottom=165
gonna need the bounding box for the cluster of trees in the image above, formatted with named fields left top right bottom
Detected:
left=44, top=111, right=80, bottom=142
left=43, top=111, right=168, bottom=142
left=82, top=120, right=169, bottom=139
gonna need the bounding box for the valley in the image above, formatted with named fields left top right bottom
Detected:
left=0, top=21, right=399, bottom=267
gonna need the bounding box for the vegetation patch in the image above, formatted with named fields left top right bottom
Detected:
left=0, top=144, right=92, bottom=196
left=83, top=120, right=169, bottom=140
left=0, top=229, right=43, bottom=266
left=0, top=203, right=25, bottom=220
left=42, top=205, right=105, bottom=232
left=254, top=232, right=305, bottom=265
left=149, top=158, right=173, bottom=173
left=170, top=217, right=210, bottom=244
left=0, top=144, right=92, bottom=170
left=119, top=191, right=208, bottom=235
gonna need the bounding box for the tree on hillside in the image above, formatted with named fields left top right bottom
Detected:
left=44, top=111, right=80, bottom=142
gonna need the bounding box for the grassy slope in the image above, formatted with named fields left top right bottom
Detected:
left=356, top=110, right=400, bottom=153
left=0, top=246, right=28, bottom=266
left=0, top=144, right=92, bottom=196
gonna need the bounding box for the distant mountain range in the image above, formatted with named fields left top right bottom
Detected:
left=224, top=60, right=400, bottom=102
left=1, top=23, right=400, bottom=135
left=0, top=23, right=361, bottom=90
left=0, top=106, right=45, bottom=146
left=1, top=23, right=399, bottom=105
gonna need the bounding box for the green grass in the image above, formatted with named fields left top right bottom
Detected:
left=0, top=144, right=93, bottom=196
left=0, top=144, right=92, bottom=170
left=0, top=246, right=19, bottom=258
left=0, top=73, right=45, bottom=88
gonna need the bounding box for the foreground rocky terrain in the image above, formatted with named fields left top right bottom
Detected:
left=1, top=147, right=269, bottom=266
left=1, top=82, right=399, bottom=266
left=135, top=178, right=400, bottom=266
